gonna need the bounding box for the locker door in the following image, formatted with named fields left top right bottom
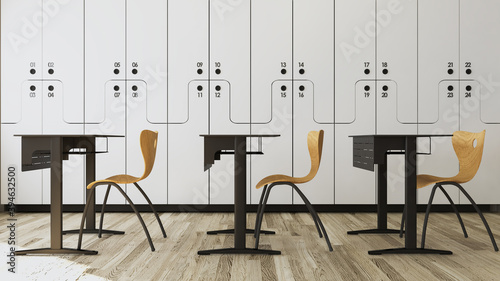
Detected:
left=209, top=0, right=250, bottom=124
left=334, top=0, right=376, bottom=204
left=209, top=0, right=251, bottom=204
left=251, top=80, right=293, bottom=204
left=293, top=0, right=334, bottom=204
left=1, top=0, right=43, bottom=204
left=416, top=0, right=460, bottom=205
left=1, top=81, right=43, bottom=204
left=127, top=0, right=168, bottom=124
left=167, top=0, right=209, bottom=205
left=42, top=0, right=84, bottom=124
left=126, top=0, right=168, bottom=204
left=460, top=0, right=500, bottom=204
left=376, top=0, right=417, bottom=133
left=85, top=0, right=126, bottom=204
left=250, top=0, right=292, bottom=205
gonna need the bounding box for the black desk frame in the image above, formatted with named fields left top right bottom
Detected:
left=15, top=135, right=122, bottom=255
left=198, top=135, right=281, bottom=255
left=349, top=135, right=452, bottom=255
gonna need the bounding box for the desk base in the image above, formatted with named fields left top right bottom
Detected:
left=62, top=229, right=125, bottom=235
left=207, top=228, right=275, bottom=235
left=368, top=247, right=452, bottom=255
left=15, top=248, right=98, bottom=256
left=348, top=228, right=402, bottom=235
left=198, top=247, right=281, bottom=255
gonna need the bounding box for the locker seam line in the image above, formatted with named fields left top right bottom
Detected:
left=208, top=0, right=211, bottom=205
left=291, top=0, right=294, bottom=204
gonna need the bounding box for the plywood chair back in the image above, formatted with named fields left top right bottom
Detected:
left=303, top=130, right=324, bottom=182
left=452, top=130, right=485, bottom=184
left=139, top=130, right=158, bottom=181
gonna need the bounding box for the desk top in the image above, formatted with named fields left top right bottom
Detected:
left=15, top=134, right=124, bottom=138
left=200, top=134, right=280, bottom=138
left=350, top=134, right=453, bottom=138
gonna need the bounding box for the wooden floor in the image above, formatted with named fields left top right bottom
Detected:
left=1, top=211, right=499, bottom=280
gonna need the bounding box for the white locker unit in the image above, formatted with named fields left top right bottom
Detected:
left=209, top=0, right=251, bottom=204
left=334, top=0, right=376, bottom=204
left=293, top=0, right=334, bottom=204
left=1, top=81, right=43, bottom=204
left=126, top=0, right=168, bottom=204
left=1, top=0, right=43, bottom=204
left=251, top=80, right=293, bottom=204
left=85, top=0, right=126, bottom=204
left=167, top=0, right=209, bottom=205
left=460, top=0, right=500, bottom=204
left=250, top=0, right=293, bottom=205
left=415, top=0, right=460, bottom=205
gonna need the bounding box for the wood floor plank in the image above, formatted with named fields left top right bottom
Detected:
left=1, top=212, right=499, bottom=280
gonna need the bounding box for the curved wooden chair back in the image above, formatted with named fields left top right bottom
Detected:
left=139, top=130, right=158, bottom=181
left=303, top=130, right=324, bottom=182
left=453, top=130, right=485, bottom=183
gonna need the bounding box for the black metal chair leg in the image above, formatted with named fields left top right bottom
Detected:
left=451, top=183, right=499, bottom=251
left=78, top=186, right=96, bottom=250
left=133, top=183, right=167, bottom=238
left=254, top=185, right=268, bottom=238
left=254, top=184, right=274, bottom=249
left=289, top=184, right=323, bottom=238
left=110, top=183, right=155, bottom=252
left=421, top=184, right=439, bottom=249
left=291, top=184, right=333, bottom=252
left=400, top=205, right=406, bottom=238
left=438, top=185, right=468, bottom=238
left=98, top=185, right=111, bottom=238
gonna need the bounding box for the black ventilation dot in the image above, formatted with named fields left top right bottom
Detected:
left=448, top=69, right=454, bottom=75
left=197, top=85, right=203, bottom=91
left=48, top=85, right=54, bottom=91
left=215, top=69, right=221, bottom=75
left=30, top=85, right=36, bottom=91
left=364, top=85, right=370, bottom=91
left=30, top=69, right=36, bottom=75
left=114, top=69, right=120, bottom=75
left=299, top=69, right=305, bottom=75
left=448, top=85, right=454, bottom=91
left=132, top=85, right=138, bottom=91
left=364, top=69, right=370, bottom=75
left=281, top=69, right=287, bottom=75
left=48, top=68, right=54, bottom=75
left=466, top=69, right=472, bottom=75
left=466, top=85, right=472, bottom=91
left=382, top=85, right=388, bottom=91
left=132, top=69, right=138, bottom=75
left=114, top=85, right=120, bottom=91
left=299, top=85, right=305, bottom=91
left=382, top=69, right=388, bottom=75
left=215, top=85, right=221, bottom=91
left=197, top=69, right=203, bottom=75
left=281, top=85, right=287, bottom=91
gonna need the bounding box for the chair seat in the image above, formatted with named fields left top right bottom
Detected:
left=87, top=174, right=141, bottom=189
left=417, top=174, right=459, bottom=189
left=256, top=174, right=310, bottom=189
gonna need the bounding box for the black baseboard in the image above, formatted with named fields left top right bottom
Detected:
left=5, top=204, right=496, bottom=213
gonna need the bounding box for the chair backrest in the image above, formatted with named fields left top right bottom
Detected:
left=453, top=130, right=485, bottom=183
left=139, top=130, right=158, bottom=180
left=303, top=130, right=324, bottom=182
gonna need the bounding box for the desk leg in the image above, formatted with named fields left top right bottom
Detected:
left=63, top=139, right=124, bottom=236
left=199, top=137, right=280, bottom=255
left=16, top=137, right=96, bottom=255
left=348, top=155, right=400, bottom=235
left=368, top=137, right=452, bottom=255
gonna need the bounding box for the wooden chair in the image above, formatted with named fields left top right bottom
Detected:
left=400, top=130, right=498, bottom=251
left=77, top=130, right=167, bottom=252
left=254, top=130, right=333, bottom=251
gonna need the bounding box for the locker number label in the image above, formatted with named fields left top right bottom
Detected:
left=364, top=62, right=370, bottom=67
left=298, top=62, right=305, bottom=67
left=381, top=92, right=388, bottom=98
left=447, top=92, right=454, bottom=98
left=465, top=62, right=472, bottom=68
left=114, top=62, right=121, bottom=67
left=281, top=62, right=287, bottom=68
left=382, top=62, right=388, bottom=67
left=132, top=62, right=139, bottom=68
left=215, top=92, right=221, bottom=98
left=281, top=92, right=286, bottom=98
left=47, top=62, right=54, bottom=67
